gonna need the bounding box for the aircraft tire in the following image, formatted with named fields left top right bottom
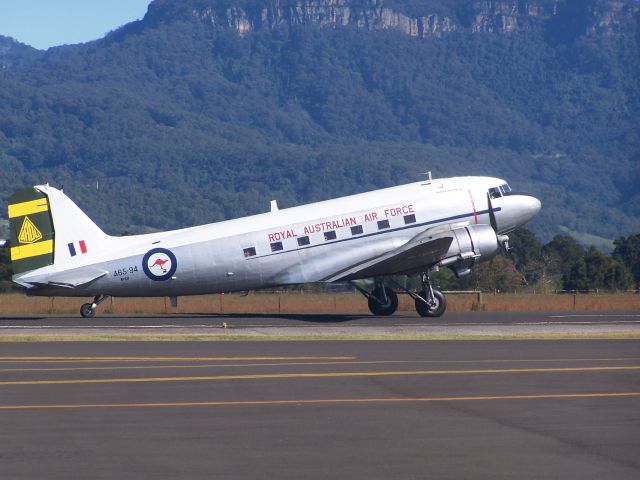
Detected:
left=80, top=303, right=96, bottom=318
left=415, top=290, right=447, bottom=317
left=368, top=287, right=398, bottom=316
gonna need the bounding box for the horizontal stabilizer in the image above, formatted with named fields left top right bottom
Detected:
left=23, top=269, right=108, bottom=289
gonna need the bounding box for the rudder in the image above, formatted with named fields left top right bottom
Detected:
left=8, top=184, right=112, bottom=279
left=8, top=187, right=55, bottom=275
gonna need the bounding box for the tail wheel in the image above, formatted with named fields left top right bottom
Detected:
left=368, top=287, right=399, bottom=316
left=80, top=303, right=96, bottom=318
left=415, top=290, right=447, bottom=317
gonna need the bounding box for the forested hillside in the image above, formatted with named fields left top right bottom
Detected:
left=0, top=0, right=638, bottom=242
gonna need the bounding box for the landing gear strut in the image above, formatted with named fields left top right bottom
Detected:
left=414, top=272, right=447, bottom=317
left=80, top=294, right=108, bottom=318
left=353, top=272, right=446, bottom=317
left=353, top=279, right=399, bottom=316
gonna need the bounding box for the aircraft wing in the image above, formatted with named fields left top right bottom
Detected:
left=322, top=228, right=455, bottom=282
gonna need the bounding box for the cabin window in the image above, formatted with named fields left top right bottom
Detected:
left=297, top=236, right=310, bottom=247
left=270, top=241, right=283, bottom=252
left=403, top=214, right=416, bottom=225
left=351, top=225, right=363, bottom=235
left=324, top=230, right=337, bottom=241
left=243, top=247, right=256, bottom=257
left=377, top=220, right=390, bottom=230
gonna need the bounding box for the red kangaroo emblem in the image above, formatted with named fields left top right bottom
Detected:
left=150, top=258, right=170, bottom=273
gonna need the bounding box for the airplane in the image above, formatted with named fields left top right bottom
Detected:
left=4, top=174, right=540, bottom=318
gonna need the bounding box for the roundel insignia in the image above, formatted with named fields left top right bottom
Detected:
left=142, top=248, right=177, bottom=281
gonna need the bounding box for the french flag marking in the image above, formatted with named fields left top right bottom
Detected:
left=68, top=240, right=88, bottom=257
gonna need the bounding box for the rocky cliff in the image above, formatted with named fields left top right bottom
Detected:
left=585, top=0, right=640, bottom=35
left=147, top=0, right=639, bottom=39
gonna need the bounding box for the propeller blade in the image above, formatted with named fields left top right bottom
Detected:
left=487, top=193, right=498, bottom=232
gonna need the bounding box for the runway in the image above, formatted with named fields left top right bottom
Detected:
left=1, top=340, right=639, bottom=479
left=1, top=310, right=639, bottom=338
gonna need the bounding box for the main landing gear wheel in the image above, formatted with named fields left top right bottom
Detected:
left=415, top=289, right=447, bottom=317
left=368, top=286, right=399, bottom=316
left=80, top=303, right=96, bottom=318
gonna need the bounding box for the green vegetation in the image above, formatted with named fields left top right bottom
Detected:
left=0, top=247, right=14, bottom=292
left=557, top=225, right=614, bottom=252
left=613, top=234, right=640, bottom=286
left=0, top=0, right=638, bottom=243
left=431, top=228, right=637, bottom=293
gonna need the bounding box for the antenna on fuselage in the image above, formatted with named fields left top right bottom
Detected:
left=420, top=171, right=433, bottom=184
left=270, top=200, right=279, bottom=212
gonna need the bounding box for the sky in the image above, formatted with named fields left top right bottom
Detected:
left=0, top=0, right=153, bottom=50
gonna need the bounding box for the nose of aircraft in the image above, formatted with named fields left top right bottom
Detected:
left=520, top=195, right=542, bottom=224
left=496, top=194, right=542, bottom=233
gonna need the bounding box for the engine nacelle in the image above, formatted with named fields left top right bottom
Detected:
left=438, top=224, right=500, bottom=277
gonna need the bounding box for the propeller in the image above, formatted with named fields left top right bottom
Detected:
left=486, top=192, right=498, bottom=232
left=487, top=192, right=511, bottom=252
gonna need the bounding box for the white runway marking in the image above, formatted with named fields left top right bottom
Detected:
left=550, top=314, right=640, bottom=318
left=520, top=321, right=640, bottom=325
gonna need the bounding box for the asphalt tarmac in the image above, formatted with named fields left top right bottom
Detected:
left=1, top=310, right=639, bottom=338
left=1, top=339, right=639, bottom=479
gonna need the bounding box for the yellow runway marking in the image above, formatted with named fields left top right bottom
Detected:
left=2, top=365, right=639, bottom=386
left=0, top=361, right=365, bottom=373
left=2, top=357, right=640, bottom=373
left=1, top=392, right=639, bottom=410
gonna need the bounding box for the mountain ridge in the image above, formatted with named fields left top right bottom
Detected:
left=0, top=0, right=638, bottom=243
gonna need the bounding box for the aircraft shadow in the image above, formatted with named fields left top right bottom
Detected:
left=170, top=313, right=367, bottom=323
left=0, top=317, right=48, bottom=321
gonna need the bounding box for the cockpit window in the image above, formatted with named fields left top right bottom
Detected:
left=500, top=184, right=512, bottom=194
left=488, top=187, right=502, bottom=199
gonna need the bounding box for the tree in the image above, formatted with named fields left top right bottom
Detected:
left=467, top=256, right=525, bottom=293
left=564, top=246, right=633, bottom=291
left=508, top=228, right=543, bottom=285
left=612, top=234, right=640, bottom=286
left=542, top=235, right=584, bottom=277
left=0, top=247, right=13, bottom=292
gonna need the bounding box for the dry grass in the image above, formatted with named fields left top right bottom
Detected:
left=0, top=291, right=639, bottom=315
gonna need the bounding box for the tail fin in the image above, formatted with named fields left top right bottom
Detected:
left=8, top=187, right=55, bottom=275
left=8, top=185, right=111, bottom=277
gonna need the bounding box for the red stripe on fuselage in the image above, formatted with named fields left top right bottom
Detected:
left=468, top=191, right=478, bottom=224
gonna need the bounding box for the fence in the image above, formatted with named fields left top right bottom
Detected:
left=0, top=291, right=639, bottom=315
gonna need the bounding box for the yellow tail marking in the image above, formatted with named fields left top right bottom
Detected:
left=17, top=216, right=43, bottom=244
left=10, top=240, right=53, bottom=261
left=8, top=198, right=49, bottom=219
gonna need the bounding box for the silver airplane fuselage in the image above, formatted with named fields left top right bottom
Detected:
left=14, top=176, right=540, bottom=299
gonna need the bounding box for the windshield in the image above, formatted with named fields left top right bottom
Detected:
left=500, top=183, right=512, bottom=194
